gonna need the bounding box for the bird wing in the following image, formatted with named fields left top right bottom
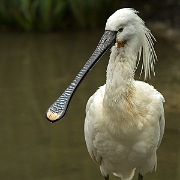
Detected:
left=134, top=81, right=165, bottom=148
left=84, top=85, right=106, bottom=165
left=157, top=94, right=165, bottom=148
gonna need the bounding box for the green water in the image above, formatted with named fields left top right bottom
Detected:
left=0, top=30, right=180, bottom=180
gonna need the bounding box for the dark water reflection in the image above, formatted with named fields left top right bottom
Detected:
left=0, top=30, right=180, bottom=180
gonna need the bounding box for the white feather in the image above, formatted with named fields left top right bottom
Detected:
left=85, top=8, right=165, bottom=180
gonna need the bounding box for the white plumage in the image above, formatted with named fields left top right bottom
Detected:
left=84, top=8, right=165, bottom=180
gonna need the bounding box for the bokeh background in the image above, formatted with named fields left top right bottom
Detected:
left=0, top=0, right=180, bottom=180
left=0, top=0, right=180, bottom=31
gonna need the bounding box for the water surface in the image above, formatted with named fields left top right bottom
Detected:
left=0, top=30, right=180, bottom=180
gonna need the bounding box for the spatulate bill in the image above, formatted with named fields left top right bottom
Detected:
left=46, top=30, right=117, bottom=122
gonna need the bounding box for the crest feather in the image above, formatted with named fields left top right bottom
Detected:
left=123, top=8, right=157, bottom=79
left=138, top=24, right=157, bottom=79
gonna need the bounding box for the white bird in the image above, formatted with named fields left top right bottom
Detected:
left=84, top=9, right=165, bottom=180
left=46, top=8, right=165, bottom=180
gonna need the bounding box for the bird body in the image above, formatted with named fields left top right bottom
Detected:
left=85, top=82, right=164, bottom=179
left=84, top=8, right=165, bottom=180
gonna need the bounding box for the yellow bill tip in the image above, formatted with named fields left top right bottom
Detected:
left=46, top=110, right=62, bottom=121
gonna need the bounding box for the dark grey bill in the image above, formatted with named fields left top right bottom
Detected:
left=46, top=30, right=117, bottom=122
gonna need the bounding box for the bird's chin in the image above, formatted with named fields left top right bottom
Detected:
left=116, top=41, right=126, bottom=48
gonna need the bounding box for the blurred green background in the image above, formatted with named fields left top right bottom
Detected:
left=0, top=0, right=179, bottom=31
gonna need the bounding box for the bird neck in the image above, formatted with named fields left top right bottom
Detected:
left=102, top=46, right=139, bottom=135
left=103, top=46, right=137, bottom=109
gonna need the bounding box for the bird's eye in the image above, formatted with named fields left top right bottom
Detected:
left=118, top=28, right=124, bottom=32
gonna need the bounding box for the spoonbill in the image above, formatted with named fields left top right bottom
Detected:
left=46, top=8, right=165, bottom=180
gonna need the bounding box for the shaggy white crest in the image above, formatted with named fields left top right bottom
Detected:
left=105, top=8, right=157, bottom=79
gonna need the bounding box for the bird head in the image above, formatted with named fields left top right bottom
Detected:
left=106, top=9, right=143, bottom=51
left=105, top=8, right=157, bottom=79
